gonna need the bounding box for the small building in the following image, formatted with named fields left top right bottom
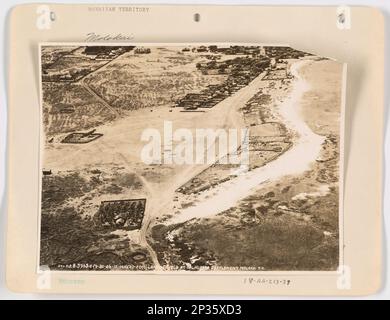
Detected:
left=42, top=169, right=52, bottom=176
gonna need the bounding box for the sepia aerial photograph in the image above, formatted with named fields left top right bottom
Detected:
left=39, top=44, right=344, bottom=272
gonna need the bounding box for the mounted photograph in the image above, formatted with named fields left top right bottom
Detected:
left=38, top=43, right=345, bottom=272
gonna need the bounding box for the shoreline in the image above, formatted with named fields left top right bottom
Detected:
left=167, top=59, right=325, bottom=225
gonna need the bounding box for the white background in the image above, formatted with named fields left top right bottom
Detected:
left=0, top=0, right=388, bottom=300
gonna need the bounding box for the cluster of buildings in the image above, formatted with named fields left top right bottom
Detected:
left=210, top=45, right=261, bottom=55
left=181, top=45, right=262, bottom=55
left=175, top=56, right=270, bottom=110
left=264, top=46, right=311, bottom=59
left=181, top=45, right=308, bottom=58
left=42, top=46, right=133, bottom=82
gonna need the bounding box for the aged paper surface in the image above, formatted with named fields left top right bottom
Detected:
left=6, top=5, right=384, bottom=295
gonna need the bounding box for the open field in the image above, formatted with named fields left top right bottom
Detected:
left=85, top=48, right=228, bottom=110
left=42, top=82, right=116, bottom=135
